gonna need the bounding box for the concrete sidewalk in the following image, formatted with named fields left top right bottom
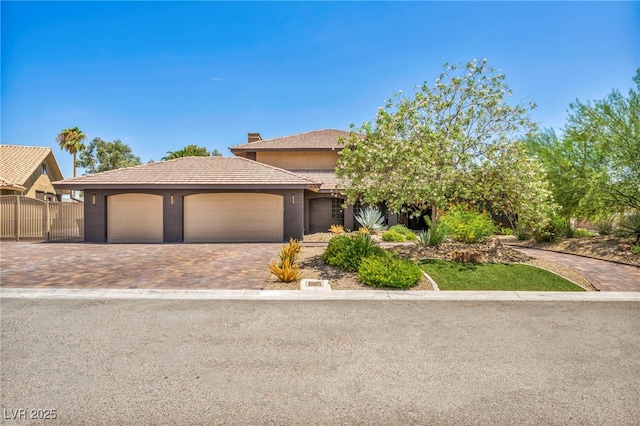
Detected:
left=2, top=288, right=639, bottom=301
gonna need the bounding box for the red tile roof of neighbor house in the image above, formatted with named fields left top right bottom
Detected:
left=53, top=156, right=321, bottom=189
left=0, top=145, right=64, bottom=187
left=230, top=129, right=354, bottom=152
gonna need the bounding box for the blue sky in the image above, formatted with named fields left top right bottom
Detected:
left=2, top=1, right=638, bottom=179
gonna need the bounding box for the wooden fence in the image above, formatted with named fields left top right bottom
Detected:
left=0, top=195, right=84, bottom=241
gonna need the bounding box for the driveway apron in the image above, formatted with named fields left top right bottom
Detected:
left=0, top=242, right=282, bottom=289
left=511, top=247, right=640, bottom=292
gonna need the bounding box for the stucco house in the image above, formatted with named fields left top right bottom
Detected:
left=0, top=145, right=67, bottom=201
left=53, top=129, right=398, bottom=243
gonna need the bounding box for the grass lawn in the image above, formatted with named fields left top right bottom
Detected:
left=420, top=260, right=585, bottom=291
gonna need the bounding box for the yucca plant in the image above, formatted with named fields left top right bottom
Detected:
left=329, top=224, right=345, bottom=234
left=269, top=239, right=303, bottom=282
left=355, top=207, right=387, bottom=232
left=617, top=211, right=640, bottom=244
left=268, top=258, right=301, bottom=283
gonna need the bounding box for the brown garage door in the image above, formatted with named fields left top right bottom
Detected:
left=107, top=194, right=163, bottom=243
left=184, top=193, right=283, bottom=242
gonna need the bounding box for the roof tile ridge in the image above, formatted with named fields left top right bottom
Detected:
left=234, top=157, right=320, bottom=184
left=0, top=144, right=52, bottom=150
left=229, top=128, right=350, bottom=149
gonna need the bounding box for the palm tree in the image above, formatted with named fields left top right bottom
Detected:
left=55, top=127, right=87, bottom=178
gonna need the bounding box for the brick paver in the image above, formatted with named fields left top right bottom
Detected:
left=0, top=242, right=283, bottom=289
left=511, top=247, right=640, bottom=292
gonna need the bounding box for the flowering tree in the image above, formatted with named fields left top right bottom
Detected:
left=336, top=58, right=553, bottom=227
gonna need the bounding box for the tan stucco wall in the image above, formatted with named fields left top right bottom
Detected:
left=256, top=151, right=339, bottom=170
left=21, top=157, right=65, bottom=198
left=24, top=174, right=57, bottom=198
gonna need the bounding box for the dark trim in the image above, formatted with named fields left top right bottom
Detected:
left=54, top=183, right=312, bottom=190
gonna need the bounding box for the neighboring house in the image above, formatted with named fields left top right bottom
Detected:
left=53, top=129, right=398, bottom=243
left=0, top=145, right=66, bottom=201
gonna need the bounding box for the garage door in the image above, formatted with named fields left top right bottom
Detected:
left=107, top=194, right=163, bottom=243
left=184, top=193, right=283, bottom=242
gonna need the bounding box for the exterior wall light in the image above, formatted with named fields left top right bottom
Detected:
left=170, top=194, right=174, bottom=206
left=91, top=194, right=96, bottom=206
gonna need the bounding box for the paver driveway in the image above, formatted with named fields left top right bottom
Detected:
left=511, top=247, right=640, bottom=292
left=0, top=242, right=283, bottom=289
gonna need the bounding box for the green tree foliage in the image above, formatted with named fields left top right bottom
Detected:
left=55, top=127, right=86, bottom=178
left=162, top=145, right=222, bottom=160
left=527, top=69, right=640, bottom=216
left=525, top=129, right=609, bottom=218
left=336, top=59, right=553, bottom=227
left=77, top=138, right=142, bottom=174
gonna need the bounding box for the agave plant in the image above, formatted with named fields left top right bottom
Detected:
left=355, top=207, right=387, bottom=232
left=617, top=211, right=640, bottom=244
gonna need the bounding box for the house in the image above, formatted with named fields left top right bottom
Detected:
left=53, top=129, right=398, bottom=243
left=0, top=145, right=67, bottom=201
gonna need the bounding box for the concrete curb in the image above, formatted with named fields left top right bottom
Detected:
left=1, top=288, right=639, bottom=301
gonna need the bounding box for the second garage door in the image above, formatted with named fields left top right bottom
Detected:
left=184, top=193, right=283, bottom=242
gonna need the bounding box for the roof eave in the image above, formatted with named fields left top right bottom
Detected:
left=53, top=183, right=315, bottom=190
left=230, top=147, right=344, bottom=153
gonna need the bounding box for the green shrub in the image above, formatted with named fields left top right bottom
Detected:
left=574, top=228, right=595, bottom=238
left=617, top=211, right=640, bottom=244
left=355, top=207, right=387, bottom=232
left=358, top=253, right=422, bottom=288
left=321, top=234, right=384, bottom=272
left=532, top=222, right=557, bottom=243
left=515, top=222, right=530, bottom=240
left=594, top=215, right=615, bottom=236
left=499, top=227, right=514, bottom=236
left=632, top=245, right=640, bottom=255
left=388, top=225, right=416, bottom=240
left=440, top=205, right=497, bottom=244
left=556, top=218, right=575, bottom=238
left=382, top=229, right=406, bottom=242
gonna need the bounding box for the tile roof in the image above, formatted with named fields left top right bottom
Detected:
left=0, top=145, right=63, bottom=186
left=53, top=156, right=320, bottom=189
left=230, top=129, right=353, bottom=152
left=292, top=170, right=343, bottom=191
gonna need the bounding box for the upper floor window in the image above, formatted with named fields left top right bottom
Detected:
left=41, top=163, right=47, bottom=175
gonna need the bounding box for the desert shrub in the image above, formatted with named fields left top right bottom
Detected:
left=617, top=211, right=640, bottom=244
left=382, top=229, right=406, bottom=242
left=440, top=205, right=497, bottom=244
left=556, top=218, right=575, bottom=238
left=355, top=207, right=387, bottom=232
left=574, top=228, right=595, bottom=238
left=358, top=253, right=422, bottom=288
left=416, top=217, right=447, bottom=246
left=321, top=234, right=384, bottom=272
left=594, top=215, right=615, bottom=235
left=532, top=222, right=557, bottom=243
left=499, top=227, right=514, bottom=236
left=388, top=225, right=416, bottom=240
left=358, top=227, right=371, bottom=234
left=515, top=222, right=530, bottom=240
left=269, top=239, right=302, bottom=282
left=329, top=224, right=344, bottom=234
left=632, top=245, right=640, bottom=255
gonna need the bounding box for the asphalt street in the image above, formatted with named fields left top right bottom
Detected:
left=1, top=299, right=638, bottom=425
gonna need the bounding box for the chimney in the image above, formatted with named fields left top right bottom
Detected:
left=248, top=132, right=262, bottom=143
